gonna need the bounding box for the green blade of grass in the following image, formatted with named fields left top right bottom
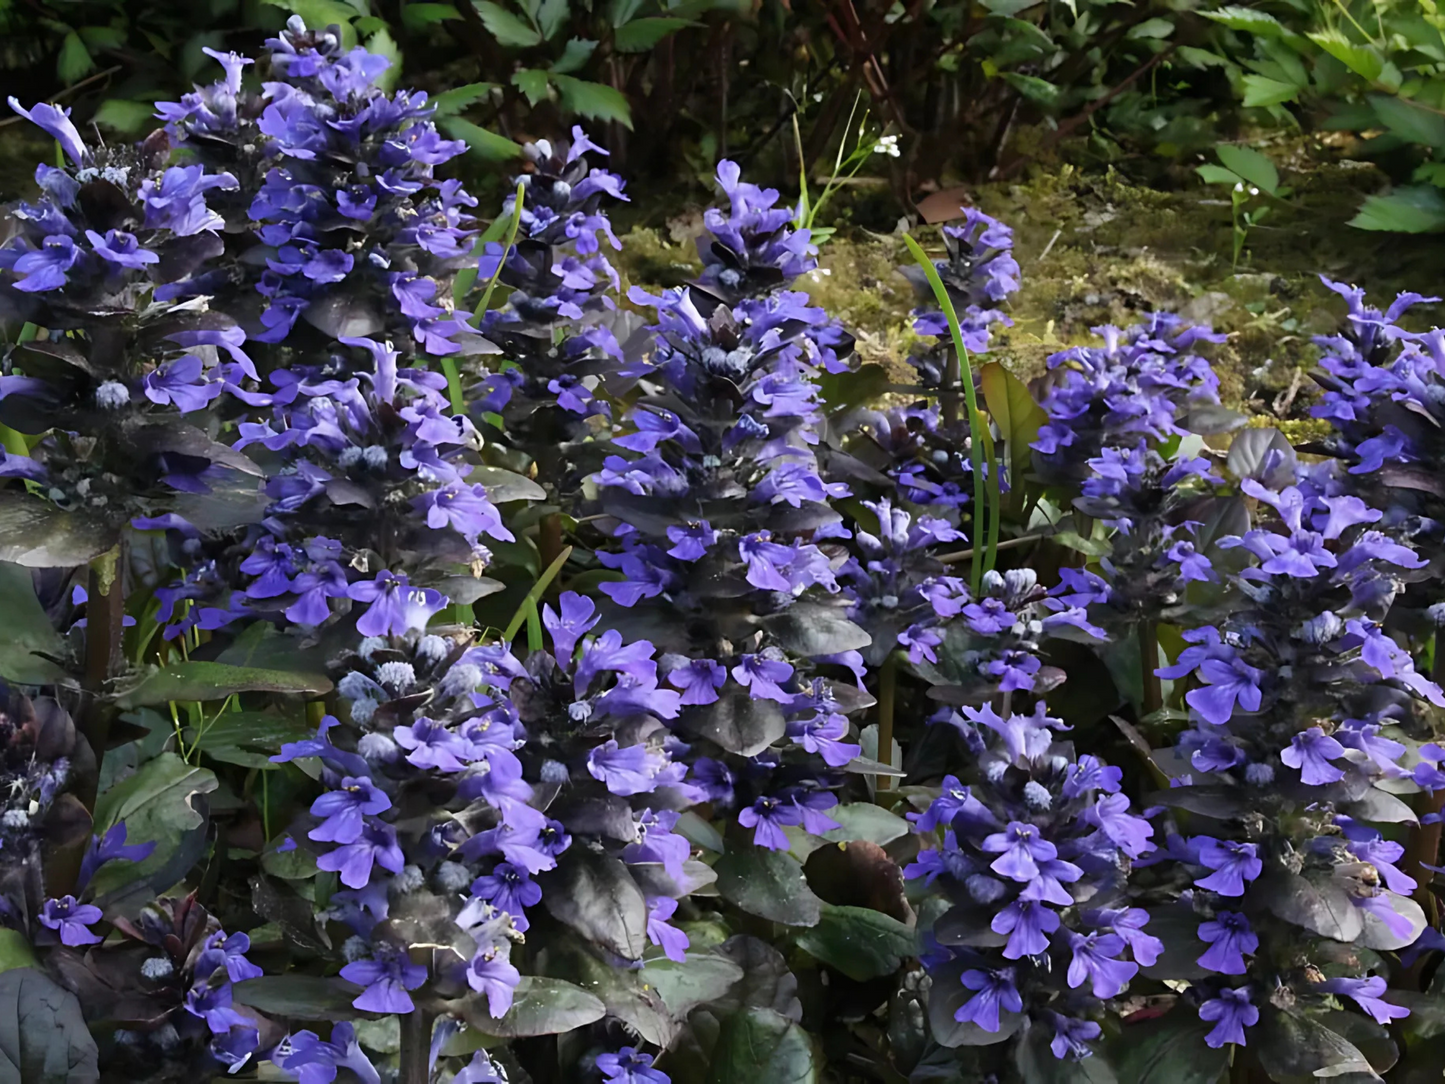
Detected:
left=502, top=544, right=574, bottom=644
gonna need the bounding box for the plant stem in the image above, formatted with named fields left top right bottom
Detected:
left=398, top=1007, right=435, bottom=1084
left=1138, top=619, right=1162, bottom=719
left=1404, top=634, right=1445, bottom=962
left=76, top=546, right=126, bottom=809
left=876, top=653, right=898, bottom=794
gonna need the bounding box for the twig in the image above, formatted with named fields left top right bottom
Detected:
left=0, top=65, right=124, bottom=128
left=1036, top=227, right=1063, bottom=263
left=996, top=46, right=1176, bottom=180
left=937, top=533, right=1045, bottom=565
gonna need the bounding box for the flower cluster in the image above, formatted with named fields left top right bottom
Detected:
left=907, top=704, right=1156, bottom=1060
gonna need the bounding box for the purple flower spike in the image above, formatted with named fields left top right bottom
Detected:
left=543, top=591, right=599, bottom=662
left=665, top=657, right=727, bottom=706
left=1193, top=838, right=1263, bottom=897
left=955, top=967, right=1024, bottom=1031
left=1281, top=727, right=1346, bottom=786
left=316, top=820, right=405, bottom=889
left=738, top=795, right=802, bottom=850
left=1199, top=986, right=1258, bottom=1048
left=1197, top=911, right=1258, bottom=975
left=11, top=234, right=81, bottom=292
left=587, top=740, right=667, bottom=796
left=39, top=895, right=103, bottom=946
left=340, top=944, right=427, bottom=1014
left=86, top=229, right=159, bottom=269
left=347, top=570, right=448, bottom=637
left=1186, top=656, right=1264, bottom=726
left=1050, top=1014, right=1103, bottom=1060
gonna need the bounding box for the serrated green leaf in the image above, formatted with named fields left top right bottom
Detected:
left=366, top=27, right=401, bottom=92
left=1307, top=28, right=1384, bottom=83
left=1241, top=74, right=1302, bottom=108
left=1001, top=71, right=1062, bottom=109
left=428, top=81, right=498, bottom=116
left=475, top=0, right=543, bottom=46
left=439, top=116, right=525, bottom=160
left=92, top=99, right=159, bottom=134
left=511, top=68, right=552, bottom=106
left=57, top=32, right=95, bottom=85
left=1370, top=93, right=1445, bottom=148
left=1126, top=17, right=1173, bottom=39
left=401, top=1, right=461, bottom=27
left=552, top=73, right=632, bottom=127
left=1201, top=5, right=1285, bottom=36
left=609, top=0, right=645, bottom=27
left=116, top=661, right=333, bottom=708
left=1349, top=186, right=1445, bottom=232
left=614, top=15, right=693, bottom=50
left=77, top=25, right=125, bottom=50
left=550, top=37, right=597, bottom=73
left=536, top=0, right=568, bottom=38
left=1215, top=144, right=1278, bottom=194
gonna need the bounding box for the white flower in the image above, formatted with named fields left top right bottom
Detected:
left=874, top=135, right=901, bottom=158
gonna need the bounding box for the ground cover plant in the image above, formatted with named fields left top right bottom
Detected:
left=6, top=18, right=1445, bottom=1084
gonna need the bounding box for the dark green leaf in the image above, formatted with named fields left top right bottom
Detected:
left=1001, top=72, right=1062, bottom=109
left=233, top=975, right=365, bottom=1020
left=1257, top=871, right=1364, bottom=943
left=536, top=0, right=568, bottom=38
left=1241, top=74, right=1303, bottom=108
left=563, top=949, right=676, bottom=1046
left=1225, top=426, right=1296, bottom=486
left=645, top=952, right=746, bottom=1018
left=1254, top=1004, right=1375, bottom=1080
left=0, top=968, right=98, bottom=1082
left=188, top=709, right=314, bottom=768
left=715, top=846, right=822, bottom=926
left=707, top=1007, right=820, bottom=1084
left=469, top=466, right=548, bottom=503
left=1369, top=94, right=1445, bottom=149
left=0, top=932, right=36, bottom=976
left=475, top=0, right=543, bottom=46
left=551, top=74, right=632, bottom=127
left=1308, top=28, right=1385, bottom=82
left=685, top=689, right=784, bottom=757
left=1321, top=1009, right=1397, bottom=1074
left=609, top=0, right=645, bottom=26
left=538, top=849, right=648, bottom=958
left=0, top=563, right=64, bottom=684
left=1200, top=5, right=1288, bottom=36
left=402, top=1, right=462, bottom=28
left=712, top=935, right=803, bottom=1020
left=1108, top=1006, right=1228, bottom=1084
left=794, top=904, right=915, bottom=981
left=1350, top=186, right=1445, bottom=233
left=92, top=100, right=159, bottom=134
left=57, top=32, right=95, bottom=85
left=614, top=16, right=693, bottom=50
left=89, top=752, right=217, bottom=902
left=0, top=494, right=118, bottom=568
left=818, top=804, right=910, bottom=846
left=454, top=976, right=606, bottom=1037
left=980, top=361, right=1048, bottom=458
left=116, top=661, right=333, bottom=708
left=760, top=604, right=871, bottom=656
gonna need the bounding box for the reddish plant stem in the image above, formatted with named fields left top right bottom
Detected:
left=75, top=550, right=126, bottom=810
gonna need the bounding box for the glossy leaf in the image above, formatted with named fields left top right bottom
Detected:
left=475, top=1, right=543, bottom=46
left=0, top=563, right=64, bottom=684
left=233, top=975, right=365, bottom=1020
left=1109, top=1006, right=1228, bottom=1084
left=115, top=662, right=333, bottom=708
left=707, top=1007, right=820, bottom=1084
left=794, top=904, right=915, bottom=981
left=538, top=849, right=649, bottom=958
left=715, top=846, right=822, bottom=926
left=614, top=16, right=693, bottom=50
left=0, top=968, right=98, bottom=1083
left=455, top=976, right=606, bottom=1037
left=686, top=690, right=785, bottom=757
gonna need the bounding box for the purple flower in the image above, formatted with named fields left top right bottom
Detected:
left=982, top=822, right=1058, bottom=882
left=340, top=945, right=427, bottom=1014
left=393, top=718, right=472, bottom=772
left=7, top=97, right=86, bottom=164
left=543, top=591, right=599, bottom=662
left=992, top=898, right=1060, bottom=959
left=86, top=228, right=159, bottom=270
left=1320, top=976, right=1409, bottom=1025
left=418, top=482, right=513, bottom=543
left=201, top=930, right=264, bottom=983
left=471, top=862, right=542, bottom=921
left=739, top=795, right=803, bottom=850
left=588, top=740, right=668, bottom=796
left=665, top=521, right=716, bottom=561
left=1281, top=727, right=1346, bottom=785
left=76, top=822, right=157, bottom=892
left=1082, top=793, right=1155, bottom=858
left=143, top=354, right=224, bottom=413
left=1186, top=656, right=1264, bottom=726
left=1197, top=911, right=1257, bottom=975
left=646, top=896, right=689, bottom=963
left=347, top=571, right=448, bottom=637
left=316, top=821, right=405, bottom=889
left=1198, top=986, right=1258, bottom=1048
left=1193, top=838, right=1263, bottom=897
left=1050, top=1014, right=1103, bottom=1060
left=597, top=1046, right=671, bottom=1084
left=955, top=967, right=1024, bottom=1031
left=271, top=1022, right=380, bottom=1084
left=665, top=657, right=727, bottom=705
left=11, top=234, right=81, bottom=292
left=39, top=896, right=102, bottom=946
left=1065, top=931, right=1138, bottom=998
left=731, top=654, right=794, bottom=702
left=308, top=777, right=391, bottom=844
left=1087, top=907, right=1163, bottom=967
